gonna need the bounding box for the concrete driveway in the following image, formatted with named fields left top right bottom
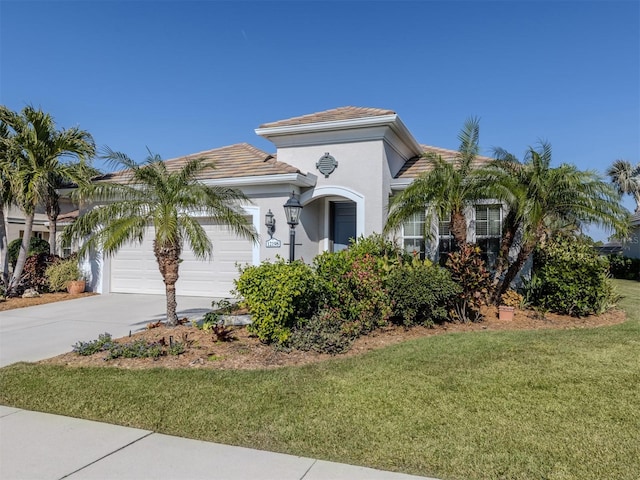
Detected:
left=0, top=294, right=213, bottom=367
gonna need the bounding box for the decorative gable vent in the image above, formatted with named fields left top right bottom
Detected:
left=316, top=152, right=338, bottom=178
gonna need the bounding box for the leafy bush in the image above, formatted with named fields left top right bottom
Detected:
left=288, top=308, right=353, bottom=354
left=501, top=289, right=524, bottom=308
left=525, top=237, right=617, bottom=316
left=45, top=257, right=81, bottom=292
left=8, top=237, right=50, bottom=268
left=315, top=251, right=393, bottom=337
left=607, top=254, right=640, bottom=281
left=234, top=258, right=317, bottom=344
left=105, top=339, right=164, bottom=359
left=386, top=262, right=460, bottom=326
left=19, top=253, right=61, bottom=293
left=72, top=333, right=114, bottom=356
left=445, top=244, right=492, bottom=322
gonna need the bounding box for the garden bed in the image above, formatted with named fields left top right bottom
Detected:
left=39, top=306, right=626, bottom=370
left=0, top=292, right=97, bottom=311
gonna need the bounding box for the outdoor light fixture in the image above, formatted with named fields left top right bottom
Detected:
left=264, top=209, right=275, bottom=239
left=283, top=192, right=303, bottom=262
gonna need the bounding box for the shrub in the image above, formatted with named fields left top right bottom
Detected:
left=315, top=251, right=393, bottom=337
left=105, top=340, right=163, bottom=359
left=72, top=333, right=114, bottom=356
left=8, top=237, right=50, bottom=268
left=45, top=257, right=81, bottom=292
left=288, top=308, right=353, bottom=354
left=386, top=262, right=460, bottom=326
left=501, top=289, right=524, bottom=308
left=19, top=253, right=61, bottom=293
left=234, top=258, right=317, bottom=344
left=607, top=254, right=640, bottom=281
left=525, top=237, right=616, bottom=316
left=445, top=244, right=492, bottom=322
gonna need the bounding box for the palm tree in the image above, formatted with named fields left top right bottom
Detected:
left=0, top=122, right=15, bottom=287
left=63, top=149, right=258, bottom=326
left=0, top=106, right=95, bottom=293
left=488, top=142, right=628, bottom=301
left=384, top=117, right=486, bottom=251
left=606, top=159, right=640, bottom=212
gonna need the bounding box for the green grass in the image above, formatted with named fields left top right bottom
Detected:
left=2, top=279, right=639, bottom=480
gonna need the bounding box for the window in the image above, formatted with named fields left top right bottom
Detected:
left=475, top=205, right=502, bottom=266
left=437, top=212, right=454, bottom=264
left=402, top=212, right=425, bottom=259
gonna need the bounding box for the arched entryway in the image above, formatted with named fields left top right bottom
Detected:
left=300, top=186, right=364, bottom=253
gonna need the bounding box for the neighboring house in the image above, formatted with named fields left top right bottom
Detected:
left=80, top=106, right=498, bottom=298
left=3, top=205, right=51, bottom=244
left=2, top=201, right=78, bottom=257
left=622, top=211, right=640, bottom=259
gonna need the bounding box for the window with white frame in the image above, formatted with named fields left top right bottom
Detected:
left=475, top=204, right=502, bottom=266
left=402, top=212, right=425, bottom=259
left=438, top=212, right=454, bottom=264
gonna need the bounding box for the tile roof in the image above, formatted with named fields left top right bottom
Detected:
left=95, top=143, right=300, bottom=183
left=259, top=106, right=396, bottom=129
left=395, top=144, right=495, bottom=179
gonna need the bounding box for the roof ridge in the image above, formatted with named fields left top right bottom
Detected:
left=259, top=106, right=396, bottom=129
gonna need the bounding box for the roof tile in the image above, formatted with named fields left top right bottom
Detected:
left=259, top=106, right=396, bottom=129
left=95, top=143, right=300, bottom=182
left=395, top=144, right=494, bottom=179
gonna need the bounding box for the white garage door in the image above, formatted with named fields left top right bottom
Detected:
left=110, top=220, right=253, bottom=298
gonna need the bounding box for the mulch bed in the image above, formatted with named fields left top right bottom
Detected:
left=39, top=305, right=626, bottom=371
left=0, top=292, right=97, bottom=311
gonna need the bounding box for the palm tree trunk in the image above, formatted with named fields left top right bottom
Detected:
left=46, top=196, right=60, bottom=255
left=9, top=212, right=34, bottom=294
left=154, top=241, right=181, bottom=326
left=495, top=238, right=538, bottom=302
left=491, top=212, right=519, bottom=301
left=48, top=214, right=58, bottom=255
left=450, top=210, right=468, bottom=250
left=0, top=205, right=8, bottom=287
left=165, top=282, right=179, bottom=326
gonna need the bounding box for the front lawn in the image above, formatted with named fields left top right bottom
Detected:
left=1, top=279, right=638, bottom=480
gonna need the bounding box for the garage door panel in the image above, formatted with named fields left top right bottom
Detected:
left=110, top=220, right=253, bottom=298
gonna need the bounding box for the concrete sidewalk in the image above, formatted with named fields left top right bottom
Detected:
left=0, top=406, right=435, bottom=480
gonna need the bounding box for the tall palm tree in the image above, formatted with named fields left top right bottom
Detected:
left=488, top=142, right=628, bottom=301
left=0, top=105, right=95, bottom=293
left=0, top=122, right=15, bottom=287
left=384, top=117, right=486, bottom=251
left=63, top=149, right=258, bottom=326
left=606, top=159, right=640, bottom=212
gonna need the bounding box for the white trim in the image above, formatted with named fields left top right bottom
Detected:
left=244, top=205, right=261, bottom=266
left=201, top=173, right=316, bottom=188
left=256, top=114, right=422, bottom=157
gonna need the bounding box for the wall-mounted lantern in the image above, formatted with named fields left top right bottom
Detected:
left=265, top=209, right=275, bottom=239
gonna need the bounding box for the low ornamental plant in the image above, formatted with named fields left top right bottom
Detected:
left=288, top=308, right=353, bottom=355
left=445, top=243, right=492, bottom=323
left=45, top=257, right=82, bottom=292
left=501, top=289, right=524, bottom=308
left=72, top=333, right=183, bottom=359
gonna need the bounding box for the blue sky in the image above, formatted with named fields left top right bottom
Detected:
left=1, top=0, right=638, bottom=240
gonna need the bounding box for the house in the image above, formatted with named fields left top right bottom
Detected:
left=82, top=106, right=499, bottom=298
left=1, top=201, right=79, bottom=258
left=622, top=211, right=640, bottom=259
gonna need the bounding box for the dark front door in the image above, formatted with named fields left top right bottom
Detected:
left=330, top=201, right=356, bottom=252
